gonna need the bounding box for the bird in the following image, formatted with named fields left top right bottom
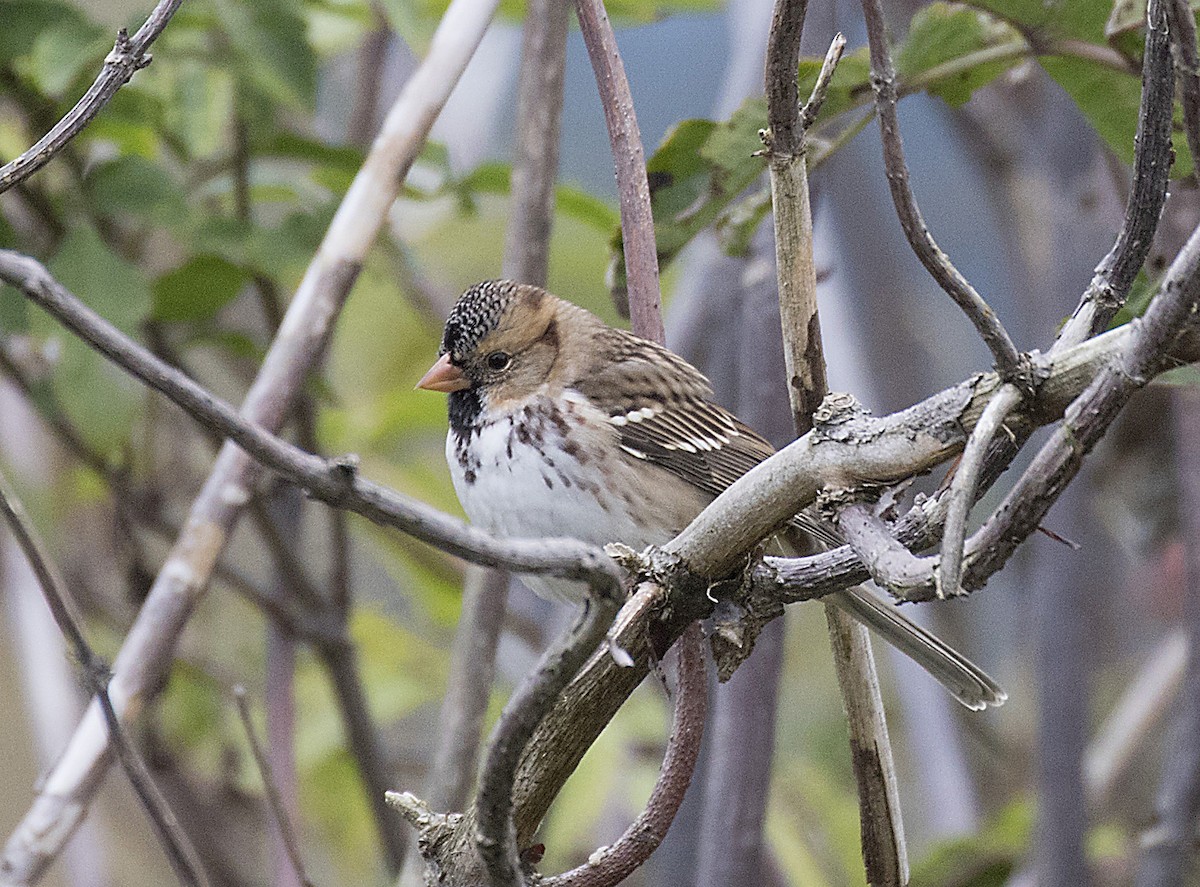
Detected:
left=418, top=279, right=1005, bottom=710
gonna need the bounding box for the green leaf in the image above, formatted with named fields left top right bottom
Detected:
left=212, top=0, right=317, bottom=111
left=84, top=156, right=188, bottom=223
left=896, top=3, right=1025, bottom=106
left=152, top=254, right=249, bottom=322
left=0, top=0, right=88, bottom=64
left=22, top=12, right=108, bottom=96
left=42, top=226, right=152, bottom=453
left=612, top=96, right=769, bottom=294
left=969, top=0, right=1109, bottom=43
left=1040, top=54, right=1192, bottom=178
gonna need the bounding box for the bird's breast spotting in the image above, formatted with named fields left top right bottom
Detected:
left=446, top=392, right=670, bottom=554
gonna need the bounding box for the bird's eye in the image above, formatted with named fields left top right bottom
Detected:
left=486, top=351, right=512, bottom=372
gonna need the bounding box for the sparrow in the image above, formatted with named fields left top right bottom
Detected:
left=418, top=280, right=1005, bottom=710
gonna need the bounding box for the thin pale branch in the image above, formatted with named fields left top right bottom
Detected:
left=575, top=0, right=664, bottom=340
left=767, top=3, right=906, bottom=881
left=0, top=0, right=184, bottom=194
left=0, top=250, right=621, bottom=594
left=0, top=1, right=502, bottom=879
left=1055, top=0, right=1175, bottom=351
left=799, top=33, right=846, bottom=133
left=938, top=383, right=1024, bottom=596
left=859, top=0, right=1021, bottom=378
left=233, top=687, right=313, bottom=887
left=0, top=466, right=209, bottom=887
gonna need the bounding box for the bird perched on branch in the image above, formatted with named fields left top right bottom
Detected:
left=418, top=280, right=1004, bottom=710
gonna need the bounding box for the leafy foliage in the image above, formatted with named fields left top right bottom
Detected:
left=617, top=0, right=1193, bottom=292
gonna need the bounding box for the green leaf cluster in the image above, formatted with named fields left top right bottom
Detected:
left=621, top=0, right=1195, bottom=291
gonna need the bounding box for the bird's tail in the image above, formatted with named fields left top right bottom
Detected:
left=780, top=520, right=1006, bottom=710
left=827, top=586, right=1006, bottom=710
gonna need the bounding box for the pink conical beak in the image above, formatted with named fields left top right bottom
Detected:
left=416, top=354, right=470, bottom=393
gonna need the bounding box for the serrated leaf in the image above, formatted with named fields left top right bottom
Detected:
left=152, top=254, right=248, bottom=322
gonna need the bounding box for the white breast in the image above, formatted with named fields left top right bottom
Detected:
left=446, top=393, right=677, bottom=604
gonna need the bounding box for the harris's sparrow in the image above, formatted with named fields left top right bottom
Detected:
left=418, top=280, right=1005, bottom=710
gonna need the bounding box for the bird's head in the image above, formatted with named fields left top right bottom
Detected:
left=417, top=280, right=566, bottom=408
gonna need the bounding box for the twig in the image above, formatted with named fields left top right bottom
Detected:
left=575, top=0, right=664, bottom=341
left=937, top=383, right=1024, bottom=596
left=799, top=33, right=846, bottom=132
left=767, top=5, right=906, bottom=882
left=1168, top=0, right=1200, bottom=172
left=0, top=0, right=503, bottom=879
left=423, top=566, right=511, bottom=813
left=859, top=0, right=1021, bottom=378
left=0, top=466, right=209, bottom=887
left=539, top=621, right=706, bottom=887
left=963, top=216, right=1200, bottom=593
left=833, top=502, right=930, bottom=596
left=0, top=0, right=184, bottom=194
left=233, top=686, right=314, bottom=887
left=502, top=0, right=570, bottom=287
left=474, top=585, right=624, bottom=887
left=1054, top=0, right=1174, bottom=351
left=0, top=250, right=622, bottom=593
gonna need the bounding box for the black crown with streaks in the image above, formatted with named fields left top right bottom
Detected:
left=440, top=280, right=518, bottom=364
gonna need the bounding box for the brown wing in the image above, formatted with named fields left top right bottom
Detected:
left=571, top=328, right=779, bottom=500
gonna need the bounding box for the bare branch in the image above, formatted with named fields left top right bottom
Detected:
left=799, top=33, right=846, bottom=133
left=575, top=0, right=664, bottom=340
left=859, top=0, right=1021, bottom=377
left=767, top=2, right=906, bottom=879
left=232, top=687, right=314, bottom=887
left=1168, top=0, right=1200, bottom=171
left=0, top=0, right=184, bottom=194
left=503, top=0, right=570, bottom=287
left=474, top=587, right=624, bottom=887
left=938, top=383, right=1024, bottom=596
left=0, top=466, right=209, bottom=887
left=0, top=250, right=621, bottom=593
left=540, top=622, right=706, bottom=887
left=1055, top=0, right=1174, bottom=350
left=0, top=1, right=502, bottom=877
left=962, top=219, right=1200, bottom=594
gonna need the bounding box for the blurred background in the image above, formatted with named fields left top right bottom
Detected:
left=0, top=0, right=1192, bottom=885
